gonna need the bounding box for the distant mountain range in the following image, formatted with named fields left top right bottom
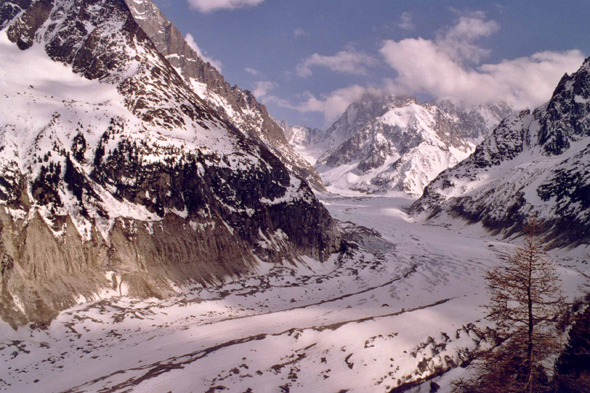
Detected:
left=282, top=94, right=513, bottom=196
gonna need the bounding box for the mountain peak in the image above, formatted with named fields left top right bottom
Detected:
left=537, top=57, right=590, bottom=156
left=297, top=93, right=512, bottom=196
left=0, top=0, right=340, bottom=327
left=123, top=0, right=325, bottom=190
left=412, top=56, right=590, bottom=246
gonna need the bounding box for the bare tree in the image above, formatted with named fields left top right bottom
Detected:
left=454, top=219, right=566, bottom=393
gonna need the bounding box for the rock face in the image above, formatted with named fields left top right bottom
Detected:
left=0, top=0, right=340, bottom=328
left=411, top=58, right=590, bottom=247
left=434, top=100, right=515, bottom=143
left=123, top=0, right=324, bottom=190
left=310, top=95, right=511, bottom=196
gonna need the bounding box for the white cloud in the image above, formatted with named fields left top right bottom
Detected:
left=245, top=67, right=260, bottom=76
left=268, top=85, right=382, bottom=125
left=294, top=28, right=308, bottom=38
left=262, top=94, right=292, bottom=108
left=267, top=11, right=585, bottom=128
left=379, top=14, right=584, bottom=109
left=252, top=81, right=276, bottom=99
left=187, top=0, right=264, bottom=13
left=398, top=12, right=415, bottom=31
left=437, top=15, right=500, bottom=64
left=185, top=33, right=223, bottom=71
left=296, top=50, right=380, bottom=77
left=295, top=86, right=377, bottom=122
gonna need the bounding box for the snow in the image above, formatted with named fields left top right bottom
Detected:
left=317, top=142, right=464, bottom=197
left=0, top=5, right=585, bottom=393
left=1, top=194, right=587, bottom=393
left=0, top=26, right=282, bottom=242
left=423, top=104, right=590, bottom=225
left=292, top=96, right=506, bottom=197
left=285, top=125, right=327, bottom=165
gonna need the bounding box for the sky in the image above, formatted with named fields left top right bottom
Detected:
left=153, top=0, right=590, bottom=129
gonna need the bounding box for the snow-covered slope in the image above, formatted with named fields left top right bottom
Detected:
left=124, top=0, right=325, bottom=190
left=412, top=58, right=590, bottom=247
left=0, top=0, right=340, bottom=328
left=311, top=96, right=510, bottom=196
left=1, top=195, right=587, bottom=393
left=279, top=121, right=327, bottom=165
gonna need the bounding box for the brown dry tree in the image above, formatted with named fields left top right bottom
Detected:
left=454, top=219, right=566, bottom=393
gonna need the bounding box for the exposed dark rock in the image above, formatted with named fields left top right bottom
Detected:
left=5, top=0, right=52, bottom=50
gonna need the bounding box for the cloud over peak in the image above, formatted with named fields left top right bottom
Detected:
left=185, top=33, right=223, bottom=71
left=265, top=10, right=585, bottom=128
left=380, top=14, right=584, bottom=109
left=252, top=81, right=276, bottom=99
left=187, top=0, right=264, bottom=13
left=268, top=85, right=383, bottom=125
left=296, top=50, right=380, bottom=77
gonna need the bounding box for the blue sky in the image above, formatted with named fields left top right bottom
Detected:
left=154, top=0, right=590, bottom=129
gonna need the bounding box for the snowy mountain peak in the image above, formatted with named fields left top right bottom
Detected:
left=123, top=0, right=325, bottom=189
left=305, top=94, right=511, bottom=196
left=537, top=58, right=590, bottom=156
left=412, top=57, right=590, bottom=247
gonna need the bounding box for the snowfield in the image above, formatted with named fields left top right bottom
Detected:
left=1, top=195, right=588, bottom=393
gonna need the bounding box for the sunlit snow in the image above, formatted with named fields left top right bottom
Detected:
left=1, top=194, right=587, bottom=393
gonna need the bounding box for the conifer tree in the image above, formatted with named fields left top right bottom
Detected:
left=454, top=219, right=566, bottom=393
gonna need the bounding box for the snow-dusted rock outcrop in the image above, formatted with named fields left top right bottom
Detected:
left=0, top=0, right=340, bottom=328
left=124, top=0, right=324, bottom=190
left=412, top=58, right=590, bottom=246
left=278, top=121, right=326, bottom=165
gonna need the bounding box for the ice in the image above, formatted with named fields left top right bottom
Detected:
left=1, top=194, right=587, bottom=392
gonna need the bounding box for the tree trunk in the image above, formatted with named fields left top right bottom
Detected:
left=527, top=253, right=534, bottom=393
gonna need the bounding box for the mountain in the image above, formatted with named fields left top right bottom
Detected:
left=411, top=58, right=590, bottom=247
left=278, top=121, right=327, bottom=165
left=123, top=0, right=324, bottom=190
left=321, top=94, right=396, bottom=151
left=309, top=95, right=511, bottom=196
left=0, top=0, right=340, bottom=328
left=434, top=99, right=514, bottom=143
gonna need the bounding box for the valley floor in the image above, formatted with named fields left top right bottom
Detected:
left=0, top=195, right=588, bottom=393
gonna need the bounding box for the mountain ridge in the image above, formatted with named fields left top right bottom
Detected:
left=123, top=0, right=325, bottom=190
left=0, top=0, right=340, bottom=328
left=411, top=57, right=590, bottom=246
left=289, top=94, right=512, bottom=196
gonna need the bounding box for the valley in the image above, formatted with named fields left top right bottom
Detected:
left=1, top=0, right=589, bottom=392
left=1, top=195, right=587, bottom=393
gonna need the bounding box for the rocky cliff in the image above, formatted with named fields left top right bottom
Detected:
left=0, top=0, right=340, bottom=328
left=411, top=58, right=590, bottom=247
left=123, top=0, right=325, bottom=190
